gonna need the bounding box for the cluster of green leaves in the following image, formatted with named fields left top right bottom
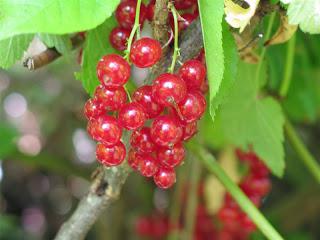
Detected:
left=0, top=0, right=120, bottom=78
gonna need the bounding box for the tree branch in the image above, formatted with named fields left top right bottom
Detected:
left=54, top=164, right=131, bottom=240
left=23, top=34, right=84, bottom=70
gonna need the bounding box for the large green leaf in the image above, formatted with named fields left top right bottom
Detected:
left=39, top=34, right=72, bottom=54
left=210, top=23, right=239, bottom=116
left=198, top=0, right=225, bottom=120
left=76, top=17, right=117, bottom=95
left=218, top=62, right=285, bottom=176
left=287, top=0, right=320, bottom=34
left=0, top=34, right=33, bottom=69
left=0, top=0, right=120, bottom=41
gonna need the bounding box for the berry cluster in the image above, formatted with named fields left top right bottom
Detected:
left=135, top=183, right=216, bottom=240
left=84, top=0, right=206, bottom=189
left=133, top=150, right=271, bottom=239
left=109, top=0, right=199, bottom=51
left=216, top=150, right=271, bottom=239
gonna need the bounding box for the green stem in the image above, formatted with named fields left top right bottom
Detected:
left=125, top=0, right=142, bottom=60
left=168, top=4, right=179, bottom=73
left=279, top=34, right=296, bottom=98
left=183, top=158, right=201, bottom=240
left=284, top=120, right=320, bottom=183
left=168, top=166, right=186, bottom=240
left=255, top=12, right=276, bottom=88
left=188, top=144, right=284, bottom=240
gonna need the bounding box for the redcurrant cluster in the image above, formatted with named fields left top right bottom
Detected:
left=84, top=0, right=207, bottom=189
left=134, top=184, right=216, bottom=240
left=217, top=150, right=271, bottom=239
left=109, top=0, right=199, bottom=51
left=134, top=151, right=271, bottom=239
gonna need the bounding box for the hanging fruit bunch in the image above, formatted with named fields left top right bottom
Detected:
left=134, top=150, right=271, bottom=240
left=84, top=0, right=205, bottom=189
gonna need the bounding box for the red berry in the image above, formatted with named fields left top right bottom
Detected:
left=200, top=78, right=209, bottom=94
left=157, top=143, right=185, bottom=167
left=241, top=175, right=271, bottom=197
left=152, top=73, right=187, bottom=106
left=138, top=153, right=159, bottom=177
left=128, top=148, right=140, bottom=170
left=94, top=85, right=127, bottom=111
left=179, top=60, right=206, bottom=90
left=146, top=0, right=155, bottom=21
left=180, top=13, right=197, bottom=31
left=135, top=216, right=153, bottom=236
left=118, top=102, right=146, bottom=130
left=132, top=85, right=164, bottom=118
left=196, top=48, right=206, bottom=65
left=84, top=98, right=105, bottom=120
left=169, top=13, right=198, bottom=32
left=177, top=91, right=206, bottom=123
left=130, top=127, right=156, bottom=153
left=109, top=27, right=130, bottom=51
left=130, top=37, right=162, bottom=68
left=88, top=116, right=122, bottom=146
left=150, top=115, right=183, bottom=147
left=174, top=0, right=197, bottom=10
left=154, top=167, right=176, bottom=189
left=96, top=142, right=126, bottom=166
left=97, top=54, right=131, bottom=88
left=115, top=0, right=147, bottom=30
left=238, top=213, right=256, bottom=232
left=218, top=206, right=239, bottom=224
left=182, top=121, right=198, bottom=141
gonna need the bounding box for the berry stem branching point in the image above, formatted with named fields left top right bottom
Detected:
left=168, top=3, right=180, bottom=73
left=125, top=0, right=143, bottom=61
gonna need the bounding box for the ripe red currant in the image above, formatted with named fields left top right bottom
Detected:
left=130, top=127, right=156, bottom=153
left=174, top=0, right=197, bottom=10
left=128, top=148, right=140, bottom=170
left=118, top=102, right=146, bottom=130
left=177, top=91, right=206, bottom=123
left=157, top=143, right=185, bottom=167
left=179, top=60, right=206, bottom=90
left=132, top=85, right=164, bottom=118
left=94, top=85, right=127, bottom=111
left=84, top=98, right=105, bottom=120
left=96, top=141, right=126, bottom=166
left=88, top=116, right=122, bottom=146
left=130, top=37, right=162, bottom=68
left=217, top=206, right=239, bottom=224
left=146, top=0, right=155, bottom=21
left=240, top=175, right=271, bottom=197
left=169, top=13, right=198, bottom=32
left=138, top=153, right=159, bottom=177
left=97, top=54, right=130, bottom=88
left=152, top=73, right=187, bottom=106
left=150, top=115, right=183, bottom=147
left=115, top=0, right=147, bottom=30
left=182, top=121, right=198, bottom=141
left=178, top=13, right=198, bottom=31
left=109, top=27, right=131, bottom=51
left=154, top=167, right=176, bottom=189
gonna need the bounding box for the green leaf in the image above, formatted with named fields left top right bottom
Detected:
left=287, top=0, right=320, bottom=34
left=0, top=34, right=33, bottom=69
left=0, top=0, right=120, bottom=41
left=0, top=123, right=17, bottom=158
left=39, top=34, right=72, bottom=54
left=76, top=17, right=117, bottom=95
left=210, top=22, right=239, bottom=117
left=218, top=62, right=285, bottom=176
left=198, top=0, right=225, bottom=120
